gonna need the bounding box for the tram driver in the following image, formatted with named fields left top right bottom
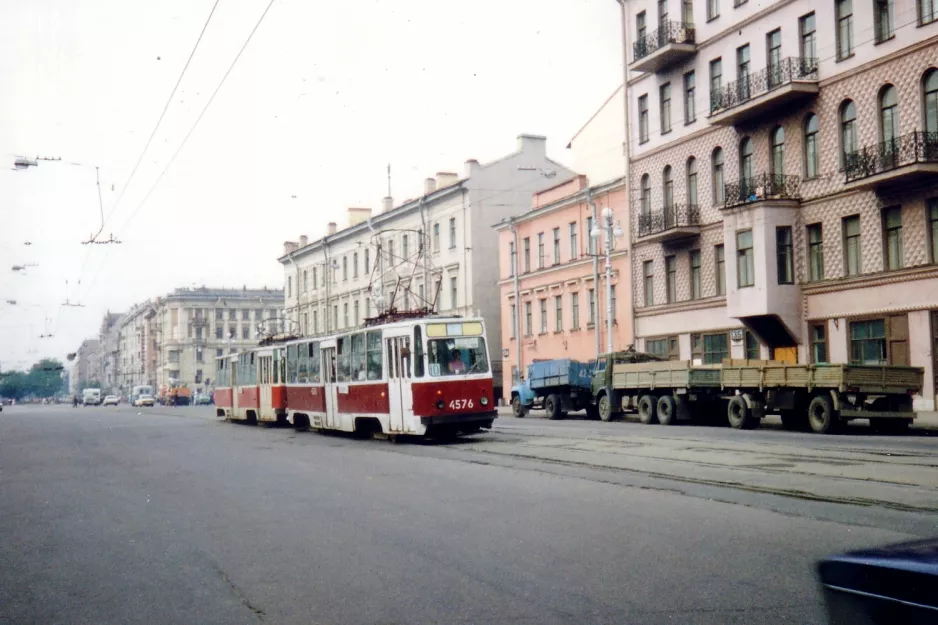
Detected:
left=448, top=350, right=466, bottom=374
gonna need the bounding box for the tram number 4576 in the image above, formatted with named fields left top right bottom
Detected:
left=448, top=399, right=474, bottom=410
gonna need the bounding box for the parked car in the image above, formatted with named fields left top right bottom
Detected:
left=102, top=395, right=120, bottom=406
left=193, top=393, right=212, bottom=406
left=134, top=395, right=155, bottom=407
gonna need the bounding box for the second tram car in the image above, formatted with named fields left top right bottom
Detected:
left=214, top=315, right=496, bottom=438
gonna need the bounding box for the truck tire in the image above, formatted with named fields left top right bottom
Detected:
left=638, top=394, right=658, bottom=424
left=545, top=394, right=562, bottom=420
left=511, top=396, right=527, bottom=418
left=598, top=394, right=614, bottom=422
left=807, top=395, right=840, bottom=434
left=657, top=395, right=677, bottom=426
left=727, top=396, right=757, bottom=429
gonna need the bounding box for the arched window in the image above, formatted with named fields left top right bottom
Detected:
left=712, top=148, right=725, bottom=204
left=840, top=100, right=857, bottom=165
left=663, top=166, right=673, bottom=209
left=686, top=157, right=698, bottom=207
left=739, top=137, right=754, bottom=183
left=880, top=85, right=899, bottom=144
left=770, top=126, right=785, bottom=177
left=640, top=174, right=651, bottom=217
left=923, top=69, right=938, bottom=134
left=804, top=114, right=820, bottom=179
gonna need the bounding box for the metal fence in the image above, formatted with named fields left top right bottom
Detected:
left=710, top=57, right=818, bottom=114
left=637, top=204, right=701, bottom=237
left=632, top=20, right=696, bottom=62
left=844, top=130, right=938, bottom=183
left=722, top=173, right=802, bottom=209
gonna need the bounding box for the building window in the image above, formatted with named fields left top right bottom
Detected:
left=665, top=255, right=677, bottom=303
left=709, top=58, right=723, bottom=111
left=215, top=309, right=223, bottom=321
left=640, top=174, right=652, bottom=219
left=766, top=29, right=782, bottom=87
left=745, top=331, right=760, bottom=360
left=921, top=0, right=938, bottom=24
left=569, top=222, right=578, bottom=259
left=739, top=136, right=753, bottom=185
left=313, top=310, right=319, bottom=333
left=523, top=237, right=531, bottom=273
left=216, top=348, right=224, bottom=358
left=242, top=309, right=250, bottom=321
left=352, top=253, right=358, bottom=279
left=524, top=302, right=532, bottom=336
left=874, top=0, right=893, bottom=42
left=555, top=296, right=563, bottom=331
left=539, top=298, right=548, bottom=334
left=800, top=12, right=816, bottom=59
left=354, top=300, right=360, bottom=326
left=690, top=249, right=702, bottom=299
left=925, top=70, right=938, bottom=134
left=661, top=166, right=674, bottom=211
left=588, top=288, right=596, bottom=325
left=636, top=11, right=646, bottom=42
left=850, top=319, right=886, bottom=364
left=836, top=0, right=854, bottom=60
left=685, top=157, right=698, bottom=208
left=242, top=326, right=250, bottom=340
left=843, top=215, right=862, bottom=276
left=587, top=216, right=597, bottom=255
left=840, top=100, right=857, bottom=167
left=807, top=223, right=824, bottom=281
left=693, top=332, right=728, bottom=364
left=643, top=260, right=655, bottom=306
left=883, top=206, right=903, bottom=270
left=432, top=223, right=440, bottom=252
left=684, top=71, right=696, bottom=124
left=552, top=228, right=561, bottom=265
left=342, top=303, right=349, bottom=328
left=342, top=256, right=348, bottom=281
left=448, top=217, right=456, bottom=249
left=450, top=277, right=458, bottom=309
left=737, top=230, right=754, bottom=287
left=510, top=304, right=516, bottom=338
left=770, top=126, right=785, bottom=177
left=229, top=309, right=237, bottom=321
left=683, top=0, right=693, bottom=23
left=302, top=270, right=308, bottom=293
left=880, top=85, right=899, bottom=146
left=402, top=235, right=409, bottom=260
left=215, top=327, right=223, bottom=339
left=777, top=227, right=794, bottom=284
left=333, top=306, right=338, bottom=331
left=660, top=83, right=672, bottom=134
left=537, top=233, right=545, bottom=268
left=363, top=250, right=370, bottom=275
left=736, top=44, right=751, bottom=100
left=571, top=293, right=580, bottom=329
left=707, top=0, right=719, bottom=20
left=638, top=94, right=649, bottom=144
left=658, top=0, right=668, bottom=25
left=715, top=244, right=726, bottom=295
left=509, top=241, right=516, bottom=276
left=647, top=337, right=679, bottom=360
left=810, top=323, right=828, bottom=363
left=287, top=276, right=292, bottom=298
left=804, top=114, right=819, bottom=179
left=712, top=147, right=725, bottom=204
left=929, top=199, right=938, bottom=263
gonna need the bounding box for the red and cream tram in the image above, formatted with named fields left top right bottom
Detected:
left=214, top=315, right=496, bottom=438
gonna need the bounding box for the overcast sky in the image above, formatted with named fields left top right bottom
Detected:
left=0, top=0, right=622, bottom=370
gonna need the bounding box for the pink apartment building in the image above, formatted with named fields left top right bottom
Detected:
left=495, top=175, right=632, bottom=394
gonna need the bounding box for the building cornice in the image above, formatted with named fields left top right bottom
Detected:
left=635, top=295, right=727, bottom=318
left=802, top=264, right=938, bottom=297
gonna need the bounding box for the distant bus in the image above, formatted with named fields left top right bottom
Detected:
left=131, top=385, right=154, bottom=405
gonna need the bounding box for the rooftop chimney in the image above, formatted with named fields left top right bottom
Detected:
left=283, top=241, right=298, bottom=255
left=347, top=207, right=372, bottom=227
left=423, top=177, right=436, bottom=195
left=299, top=234, right=308, bottom=248
left=327, top=222, right=337, bottom=236
left=464, top=159, right=479, bottom=178
left=517, top=134, right=547, bottom=157
left=382, top=196, right=394, bottom=213
left=435, top=172, right=459, bottom=189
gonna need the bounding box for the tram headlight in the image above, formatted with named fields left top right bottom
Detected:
left=436, top=399, right=445, bottom=410
left=480, top=396, right=489, bottom=406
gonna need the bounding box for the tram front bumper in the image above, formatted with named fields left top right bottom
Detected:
left=419, top=410, right=497, bottom=427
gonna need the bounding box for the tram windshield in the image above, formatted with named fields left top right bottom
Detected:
left=427, top=337, right=488, bottom=376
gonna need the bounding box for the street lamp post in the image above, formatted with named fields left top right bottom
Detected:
left=590, top=206, right=624, bottom=354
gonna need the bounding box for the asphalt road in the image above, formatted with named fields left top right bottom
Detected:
left=2, top=405, right=934, bottom=625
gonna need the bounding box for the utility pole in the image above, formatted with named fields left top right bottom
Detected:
left=590, top=206, right=623, bottom=353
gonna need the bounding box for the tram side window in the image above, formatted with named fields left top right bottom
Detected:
left=249, top=352, right=257, bottom=385
left=309, top=342, right=321, bottom=383
left=350, top=333, right=366, bottom=381
left=297, top=342, right=309, bottom=383
left=337, top=337, right=350, bottom=382
left=414, top=326, right=425, bottom=377
left=366, top=331, right=382, bottom=380
left=286, top=345, right=297, bottom=383
left=428, top=337, right=489, bottom=376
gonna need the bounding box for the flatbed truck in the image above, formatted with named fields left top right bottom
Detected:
left=510, top=359, right=598, bottom=420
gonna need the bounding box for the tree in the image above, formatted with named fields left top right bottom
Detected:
left=0, top=371, right=30, bottom=400
left=28, top=359, right=67, bottom=397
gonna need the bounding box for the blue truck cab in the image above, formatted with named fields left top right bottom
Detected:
left=510, top=358, right=598, bottom=420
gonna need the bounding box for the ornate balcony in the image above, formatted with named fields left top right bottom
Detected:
left=636, top=204, right=700, bottom=244
left=630, top=20, right=696, bottom=73
left=709, top=57, right=819, bottom=126
left=844, top=131, right=938, bottom=191
left=722, top=174, right=801, bottom=210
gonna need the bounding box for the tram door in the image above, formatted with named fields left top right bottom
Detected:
left=258, top=353, right=274, bottom=421
left=321, top=346, right=339, bottom=428
left=386, top=334, right=413, bottom=433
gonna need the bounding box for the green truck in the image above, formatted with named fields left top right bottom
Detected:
left=591, top=351, right=923, bottom=434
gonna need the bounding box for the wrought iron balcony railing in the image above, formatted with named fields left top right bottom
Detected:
left=710, top=57, right=818, bottom=114
left=632, top=20, right=696, bottom=62
left=637, top=204, right=701, bottom=237
left=844, top=131, right=938, bottom=183
left=722, top=173, right=801, bottom=209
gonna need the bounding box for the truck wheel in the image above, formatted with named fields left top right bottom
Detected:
left=638, top=394, right=658, bottom=424
left=807, top=395, right=840, bottom=434
left=656, top=395, right=677, bottom=426
left=598, top=394, right=614, bottom=422
left=585, top=404, right=599, bottom=420
left=511, top=396, right=527, bottom=418
left=727, top=396, right=757, bottom=429
left=545, top=394, right=562, bottom=420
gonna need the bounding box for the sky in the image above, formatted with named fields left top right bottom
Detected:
left=0, top=0, right=623, bottom=371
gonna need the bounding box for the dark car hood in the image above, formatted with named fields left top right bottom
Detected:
left=817, top=538, right=938, bottom=609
